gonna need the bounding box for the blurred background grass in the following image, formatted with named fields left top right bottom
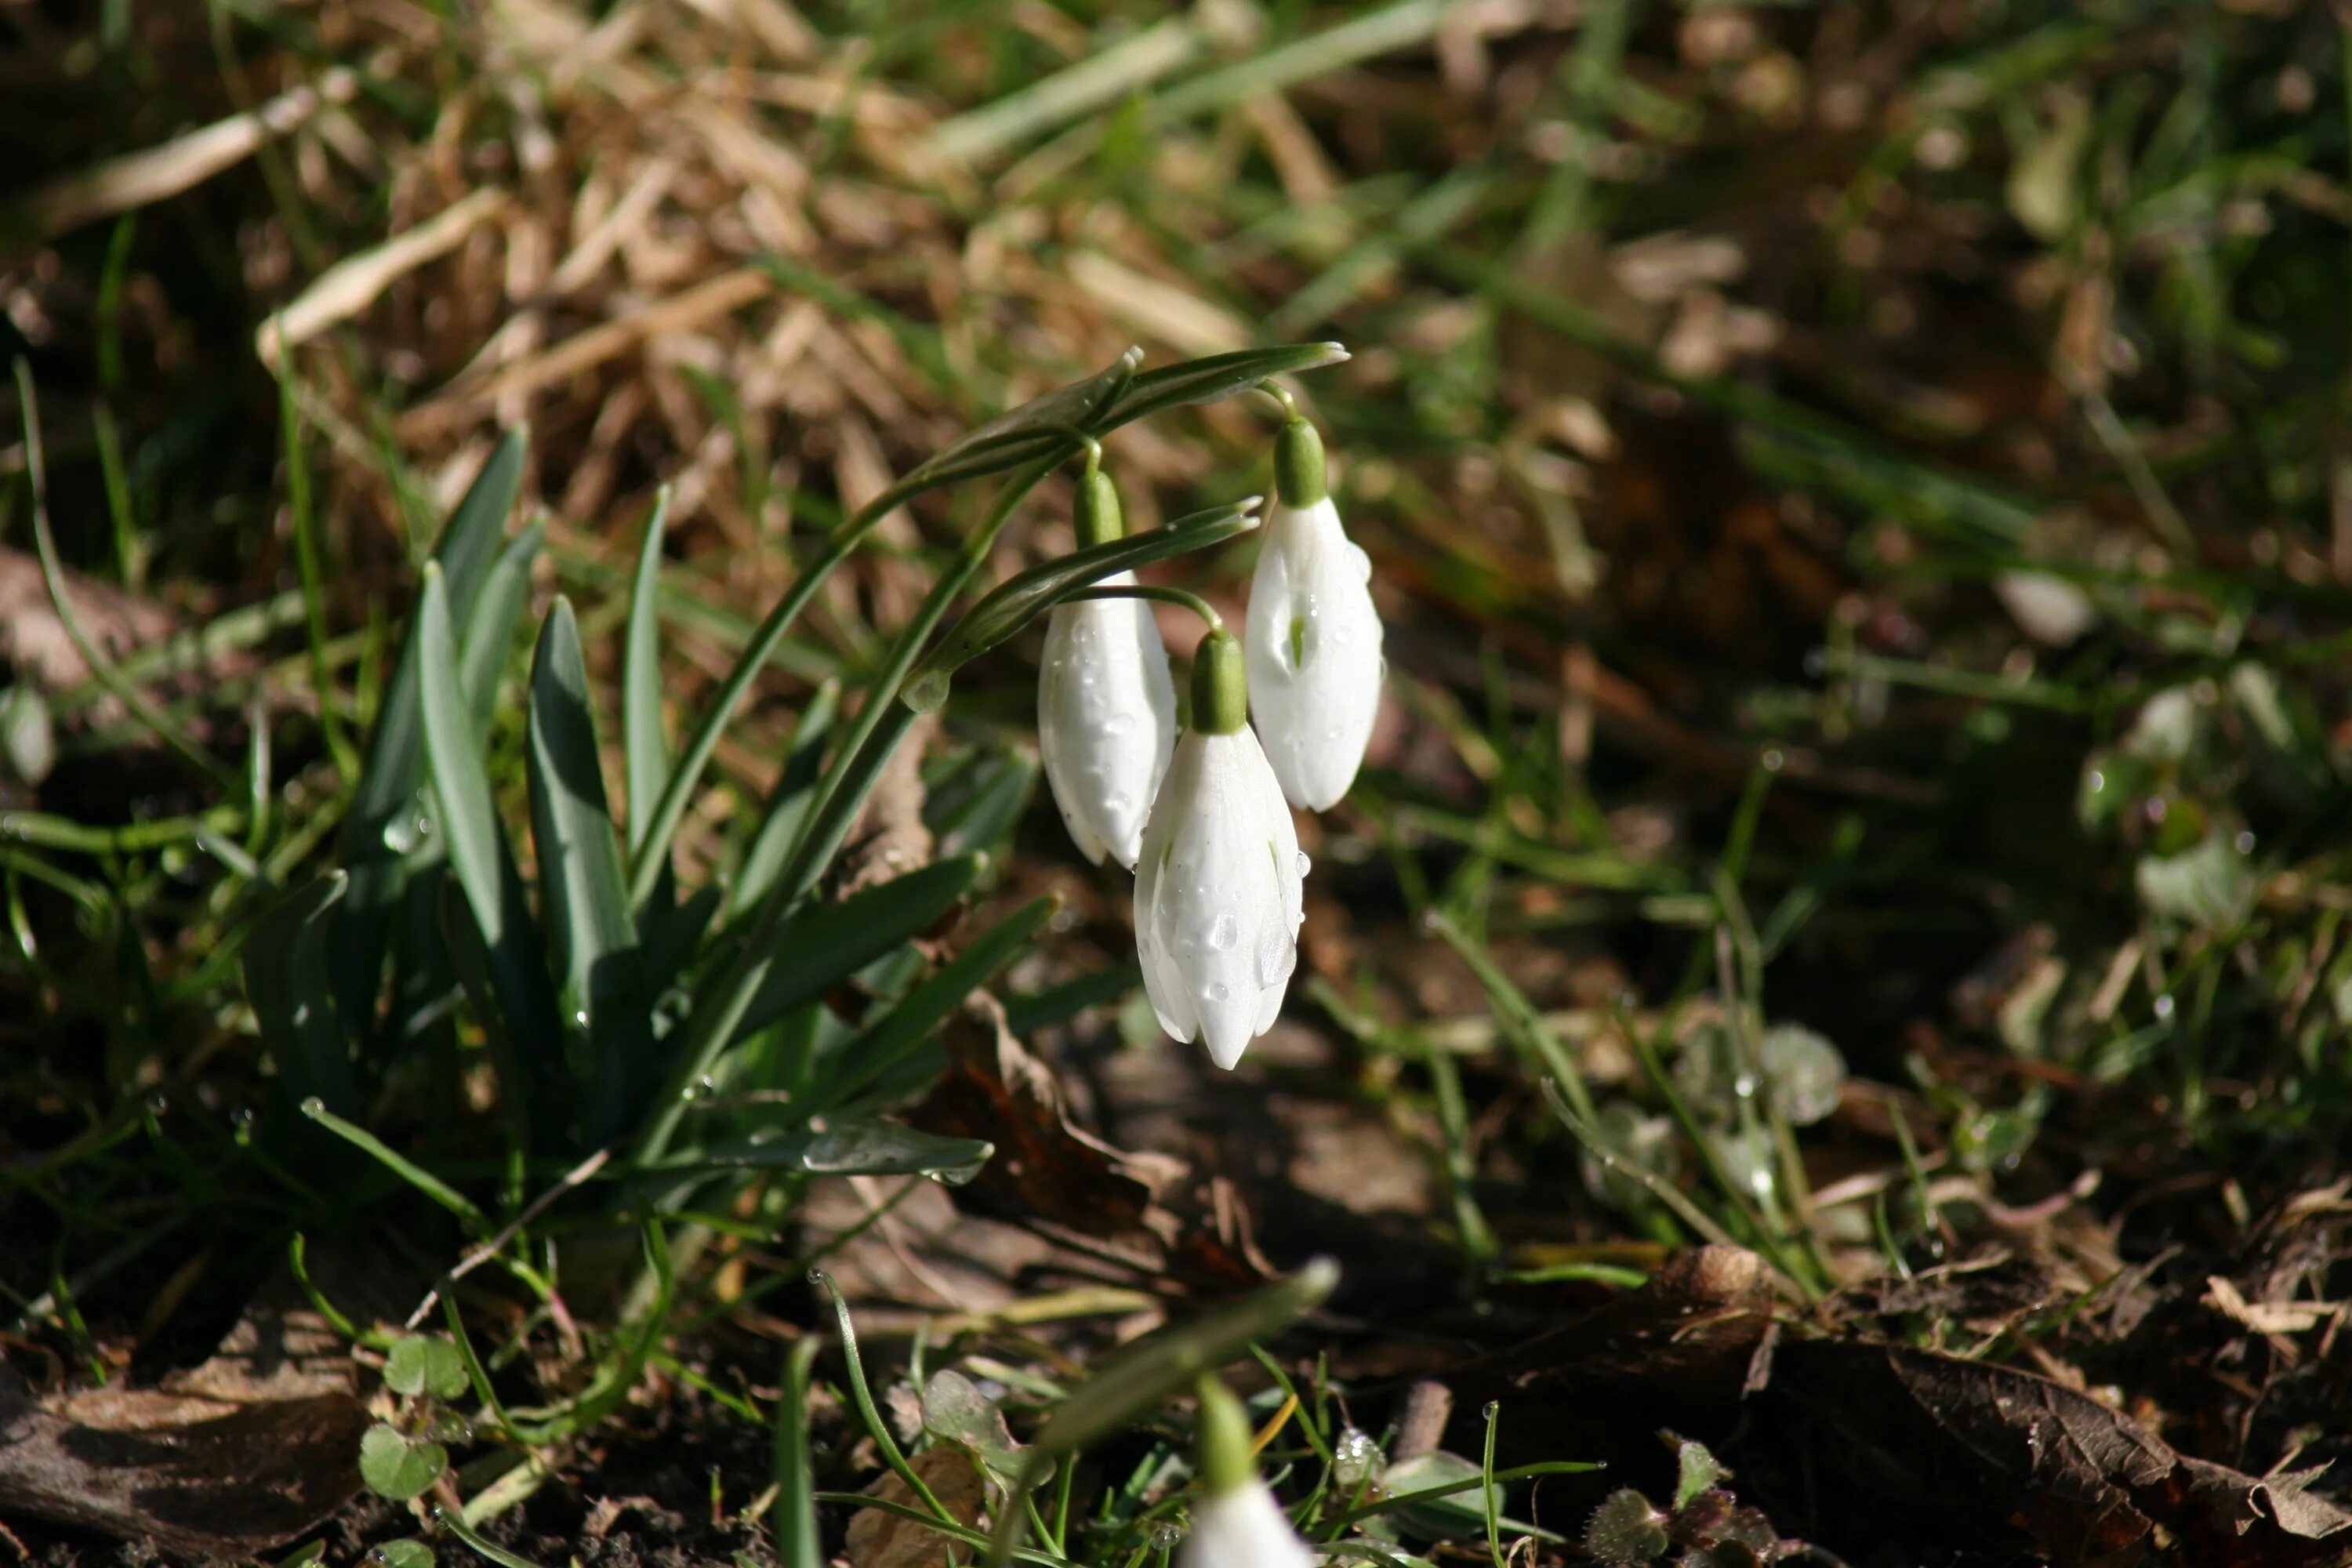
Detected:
left=6, top=0, right=2352, bottom=1561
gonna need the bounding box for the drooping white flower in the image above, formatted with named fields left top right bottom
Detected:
left=1038, top=574, right=1177, bottom=868
left=1246, top=419, right=1381, bottom=811
left=1135, top=630, right=1305, bottom=1069
left=1180, top=1380, right=1317, bottom=1568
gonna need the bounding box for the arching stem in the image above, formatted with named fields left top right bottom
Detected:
left=1063, top=583, right=1223, bottom=636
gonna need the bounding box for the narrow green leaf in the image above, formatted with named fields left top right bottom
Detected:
left=773, top=1338, right=824, bottom=1568
left=330, top=429, right=528, bottom=1029
left=808, top=895, right=1057, bottom=1118
left=417, top=564, right=563, bottom=1134
left=907, top=499, right=1260, bottom=710
left=435, top=1505, right=552, bottom=1568
left=300, top=1096, right=484, bottom=1226
left=417, top=567, right=506, bottom=953
left=901, top=347, right=1141, bottom=489
left=459, top=520, right=545, bottom=724
left=527, top=599, right=652, bottom=1142
left=244, top=872, right=358, bottom=1117
left=655, top=1122, right=993, bottom=1183
left=639, top=883, right=721, bottom=992
left=924, top=750, right=1038, bottom=862
left=1089, top=343, right=1348, bottom=431
left=732, top=680, right=840, bottom=917
left=726, top=854, right=983, bottom=1047
left=623, top=492, right=672, bottom=851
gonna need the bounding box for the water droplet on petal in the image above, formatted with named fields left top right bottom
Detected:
left=1102, top=712, right=1137, bottom=737
left=1203, top=981, right=1230, bottom=1003
left=1208, top=913, right=1238, bottom=951
left=1294, top=851, right=1312, bottom=877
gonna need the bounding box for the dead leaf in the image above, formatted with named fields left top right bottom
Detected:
left=1771, top=1338, right=2352, bottom=1566
left=1769, top=1339, right=2164, bottom=1562
left=912, top=994, right=1271, bottom=1291
left=0, top=1269, right=368, bottom=1553
left=2165, top=1457, right=2352, bottom=1548
left=0, top=1367, right=368, bottom=1555
left=844, top=1446, right=983, bottom=1568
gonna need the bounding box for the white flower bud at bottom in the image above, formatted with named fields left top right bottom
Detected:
left=1178, top=1479, right=1318, bottom=1568
left=1038, top=572, right=1177, bottom=869
left=1134, top=725, right=1305, bottom=1069
left=1246, top=496, right=1382, bottom=811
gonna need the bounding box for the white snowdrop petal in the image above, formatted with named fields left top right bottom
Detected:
left=1039, top=575, right=1178, bottom=869
left=1134, top=730, right=1311, bottom=1069
left=1178, top=1480, right=1318, bottom=1568
left=1246, top=498, right=1382, bottom=811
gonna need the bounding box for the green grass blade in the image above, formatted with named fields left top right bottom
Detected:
left=527, top=598, right=652, bottom=1144
left=623, top=491, right=673, bottom=854
left=803, top=894, right=1057, bottom=1119
left=731, top=680, right=840, bottom=917
left=417, top=567, right=508, bottom=960
left=416, top=564, right=563, bottom=1138
left=330, top=429, right=528, bottom=1032
left=1088, top=342, right=1348, bottom=429
left=650, top=1122, right=993, bottom=1182
left=728, top=853, right=985, bottom=1048
left=245, top=872, right=359, bottom=1117
left=299, top=1097, right=483, bottom=1228
left=460, top=520, right=545, bottom=724
left=772, top=1338, right=824, bottom=1568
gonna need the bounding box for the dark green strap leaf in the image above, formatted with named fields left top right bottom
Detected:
left=460, top=519, right=545, bottom=724
left=245, top=872, right=358, bottom=1116
left=724, top=853, right=984, bottom=1047
left=804, top=894, right=1056, bottom=1119
left=527, top=598, right=652, bottom=1142
left=1090, top=342, right=1348, bottom=431
left=330, top=429, right=528, bottom=1031
left=623, top=492, right=673, bottom=852
left=900, top=347, right=1141, bottom=491
left=417, top=564, right=563, bottom=1138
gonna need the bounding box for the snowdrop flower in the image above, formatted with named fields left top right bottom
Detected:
left=1181, top=1380, right=1317, bottom=1568
left=1038, top=470, right=1178, bottom=868
left=1135, top=630, right=1305, bottom=1069
left=1246, top=417, right=1382, bottom=811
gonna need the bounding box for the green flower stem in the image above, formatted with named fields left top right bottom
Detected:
left=624, top=471, right=926, bottom=909
left=633, top=456, right=1062, bottom=1167
left=1254, top=380, right=1301, bottom=420
left=1063, top=583, right=1221, bottom=634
